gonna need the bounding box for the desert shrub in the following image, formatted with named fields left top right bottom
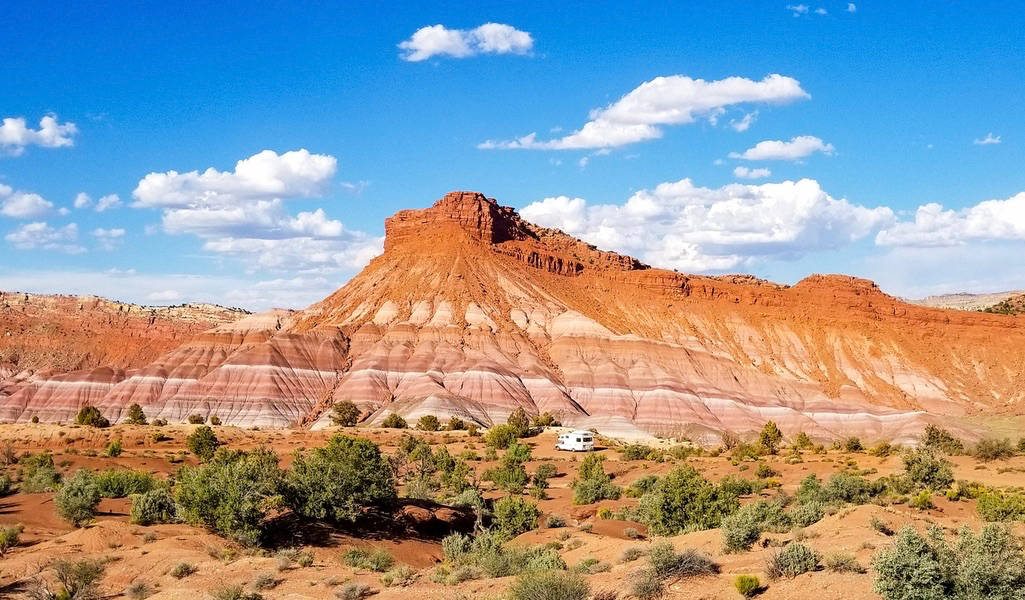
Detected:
left=209, top=585, right=262, bottom=600
left=75, top=405, right=109, bottom=428
left=620, top=547, right=645, bottom=563
left=508, top=570, right=589, bottom=600
left=721, top=500, right=790, bottom=552
left=416, top=415, right=440, bottom=431
left=627, top=475, right=660, bottom=498
left=532, top=412, right=559, bottom=428
left=619, top=444, right=653, bottom=461
left=187, top=414, right=205, bottom=424
left=31, top=415, right=40, bottom=423
left=871, top=524, right=1025, bottom=600
left=624, top=526, right=642, bottom=539
left=330, top=400, right=361, bottom=426
left=766, top=542, right=818, bottom=579
left=185, top=425, right=222, bottom=461
left=842, top=436, right=864, bottom=452
left=29, top=558, right=105, bottom=600
left=638, top=465, right=739, bottom=535
left=442, top=532, right=471, bottom=562
left=382, top=413, right=407, bottom=429
left=251, top=573, right=277, bottom=590
left=125, top=581, right=153, bottom=600
left=546, top=514, right=566, bottom=528
left=920, top=425, right=965, bottom=455
left=573, top=557, right=611, bottom=574
left=531, top=462, right=557, bottom=498
left=130, top=487, right=177, bottom=525
left=493, top=496, right=539, bottom=539
left=824, top=551, right=865, bottom=573
left=209, top=415, right=221, bottom=426
left=977, top=490, right=1025, bottom=522
left=0, top=524, right=23, bottom=556
left=973, top=438, right=1014, bottom=462
left=823, top=471, right=880, bottom=504
left=484, top=443, right=531, bottom=494
left=170, top=562, right=197, bottom=578
left=869, top=442, right=895, bottom=457
left=54, top=470, right=101, bottom=527
left=0, top=473, right=12, bottom=496
left=125, top=403, right=147, bottom=425
left=94, top=468, right=158, bottom=497
left=870, top=515, right=894, bottom=535
left=754, top=463, right=776, bottom=478
left=506, top=407, right=532, bottom=438
left=629, top=569, right=664, bottom=600
left=718, top=475, right=755, bottom=498
left=758, top=421, right=784, bottom=454
left=381, top=564, right=416, bottom=587
left=910, top=490, right=934, bottom=510
left=151, top=418, right=167, bottom=426
left=572, top=454, right=621, bottom=505
left=283, top=434, right=396, bottom=523
left=335, top=583, right=374, bottom=600
left=0, top=442, right=16, bottom=466
left=902, top=447, right=954, bottom=491
left=789, top=500, right=825, bottom=527
left=731, top=442, right=763, bottom=462
left=174, top=447, right=282, bottom=546
left=648, top=542, right=719, bottom=579
left=734, top=574, right=761, bottom=597
left=104, top=439, right=123, bottom=458
left=485, top=424, right=518, bottom=449
left=342, top=548, right=395, bottom=572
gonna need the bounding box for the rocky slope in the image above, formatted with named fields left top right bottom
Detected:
left=4, top=192, right=1025, bottom=443
left=910, top=290, right=1025, bottom=311
left=982, top=293, right=1025, bottom=315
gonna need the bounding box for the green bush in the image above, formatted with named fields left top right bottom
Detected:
left=648, top=542, right=719, bottom=579
left=977, top=490, right=1025, bottom=522
left=910, top=490, right=934, bottom=510
left=492, top=496, right=539, bottom=539
left=766, top=542, right=818, bottom=579
left=0, top=473, right=12, bottom=496
left=721, top=502, right=769, bottom=552
left=629, top=569, right=664, bottom=600
left=973, top=438, right=1014, bottom=462
left=185, top=425, right=222, bottom=461
left=789, top=500, right=825, bottom=527
left=484, top=443, right=531, bottom=494
left=416, top=415, right=440, bottom=431
left=331, top=401, right=361, bottom=426
left=174, top=447, right=282, bottom=546
left=508, top=570, right=589, bottom=600
left=0, top=524, right=23, bottom=556
left=55, top=470, right=101, bottom=527
left=902, top=447, right=954, bottom=491
left=921, top=425, right=965, bottom=455
left=380, top=564, right=416, bottom=587
left=754, top=463, right=776, bottom=478
left=209, top=584, right=262, bottom=600
left=734, top=574, right=761, bottom=597
left=336, top=583, right=374, bottom=599
left=843, top=436, right=864, bottom=452
left=187, top=414, right=205, bottom=424
left=283, top=434, right=395, bottom=523
left=531, top=462, right=558, bottom=498
left=75, top=405, right=109, bottom=428
left=342, top=548, right=395, bottom=572
left=823, top=471, right=880, bottom=504
left=506, top=407, right=532, bottom=438
left=572, top=455, right=621, bottom=505
left=824, top=551, right=864, bottom=573
left=20, top=451, right=61, bottom=492
left=130, top=488, right=177, bottom=525
left=209, top=415, right=221, bottom=426
left=31, top=558, right=105, bottom=600
left=382, top=413, right=407, bottom=429
left=637, top=465, right=739, bottom=535
left=485, top=424, right=518, bottom=449
left=125, top=403, right=147, bottom=425
left=758, top=421, right=783, bottom=454
left=619, top=444, right=654, bottom=461
left=532, top=412, right=559, bottom=428
left=627, top=474, right=661, bottom=497
left=104, top=439, right=123, bottom=457
left=94, top=468, right=158, bottom=497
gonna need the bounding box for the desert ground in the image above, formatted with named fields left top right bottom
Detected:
left=1, top=423, right=1023, bottom=600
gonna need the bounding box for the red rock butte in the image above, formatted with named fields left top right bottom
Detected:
left=3, top=191, right=1025, bottom=444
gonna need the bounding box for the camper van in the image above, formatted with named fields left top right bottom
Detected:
left=556, top=430, right=594, bottom=452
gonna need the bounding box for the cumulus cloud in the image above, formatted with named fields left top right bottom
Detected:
left=729, top=111, right=758, bottom=132
left=973, top=132, right=1001, bottom=145
left=876, top=191, right=1025, bottom=247
left=729, top=135, right=835, bottom=161
left=399, top=23, right=533, bottom=61
left=95, top=194, right=122, bottom=212
left=787, top=4, right=810, bottom=15
left=479, top=74, right=809, bottom=150
left=92, top=227, right=126, bottom=250
left=74, top=192, right=92, bottom=209
left=0, top=114, right=78, bottom=156
left=132, top=149, right=382, bottom=272
left=847, top=3, right=857, bottom=12
left=5, top=222, right=84, bottom=253
left=520, top=178, right=894, bottom=272
left=733, top=166, right=771, bottom=179
left=0, top=184, right=56, bottom=218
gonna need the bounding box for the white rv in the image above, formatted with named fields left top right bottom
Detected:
left=556, top=430, right=595, bottom=452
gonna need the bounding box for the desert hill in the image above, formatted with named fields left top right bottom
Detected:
left=3, top=192, right=1025, bottom=443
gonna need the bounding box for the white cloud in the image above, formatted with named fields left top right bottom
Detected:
left=92, top=227, right=126, bottom=250
left=733, top=166, right=772, bottom=179
left=520, top=178, right=893, bottom=272
left=95, top=194, right=122, bottom=212
left=132, top=149, right=381, bottom=273
left=0, top=185, right=55, bottom=218
left=74, top=192, right=92, bottom=209
left=399, top=23, right=533, bottom=61
left=847, top=3, right=857, bottom=12
left=479, top=74, right=809, bottom=150
left=146, top=290, right=183, bottom=302
left=787, top=4, right=810, bottom=15
left=729, top=135, right=835, bottom=161
left=5, top=222, right=85, bottom=253
left=815, top=7, right=828, bottom=15
left=729, top=111, right=758, bottom=132
left=0, top=114, right=78, bottom=156
left=875, top=192, right=1025, bottom=247
left=973, top=132, right=1001, bottom=145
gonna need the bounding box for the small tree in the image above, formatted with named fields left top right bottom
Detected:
left=331, top=401, right=361, bottom=426
left=28, top=558, right=105, bottom=600
left=532, top=462, right=558, bottom=499
left=185, top=426, right=222, bottom=462
left=125, top=403, right=147, bottom=425
left=492, top=496, right=539, bottom=539
left=484, top=443, right=531, bottom=495
left=20, top=452, right=61, bottom=492
left=417, top=415, right=441, bottom=431
left=638, top=466, right=739, bottom=535
left=382, top=413, right=407, bottom=429
left=572, top=455, right=621, bottom=505
left=507, top=407, right=531, bottom=438
left=187, top=414, right=205, bottom=424
left=130, top=488, right=177, bottom=525
left=485, top=424, right=518, bottom=449
left=0, top=524, right=23, bottom=556
left=55, top=470, right=101, bottom=527
left=758, top=421, right=783, bottom=454
left=902, top=447, right=954, bottom=491
left=105, top=439, right=123, bottom=458
left=446, top=416, right=466, bottom=431
left=75, top=405, right=109, bottom=428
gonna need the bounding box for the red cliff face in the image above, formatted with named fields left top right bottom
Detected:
left=6, top=192, right=1025, bottom=443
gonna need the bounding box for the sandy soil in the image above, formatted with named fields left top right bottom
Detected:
left=1, top=424, right=1022, bottom=599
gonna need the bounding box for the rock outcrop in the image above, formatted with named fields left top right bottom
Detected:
left=5, top=192, right=1025, bottom=442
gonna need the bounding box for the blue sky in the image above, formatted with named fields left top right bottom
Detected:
left=2, top=1, right=1024, bottom=309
